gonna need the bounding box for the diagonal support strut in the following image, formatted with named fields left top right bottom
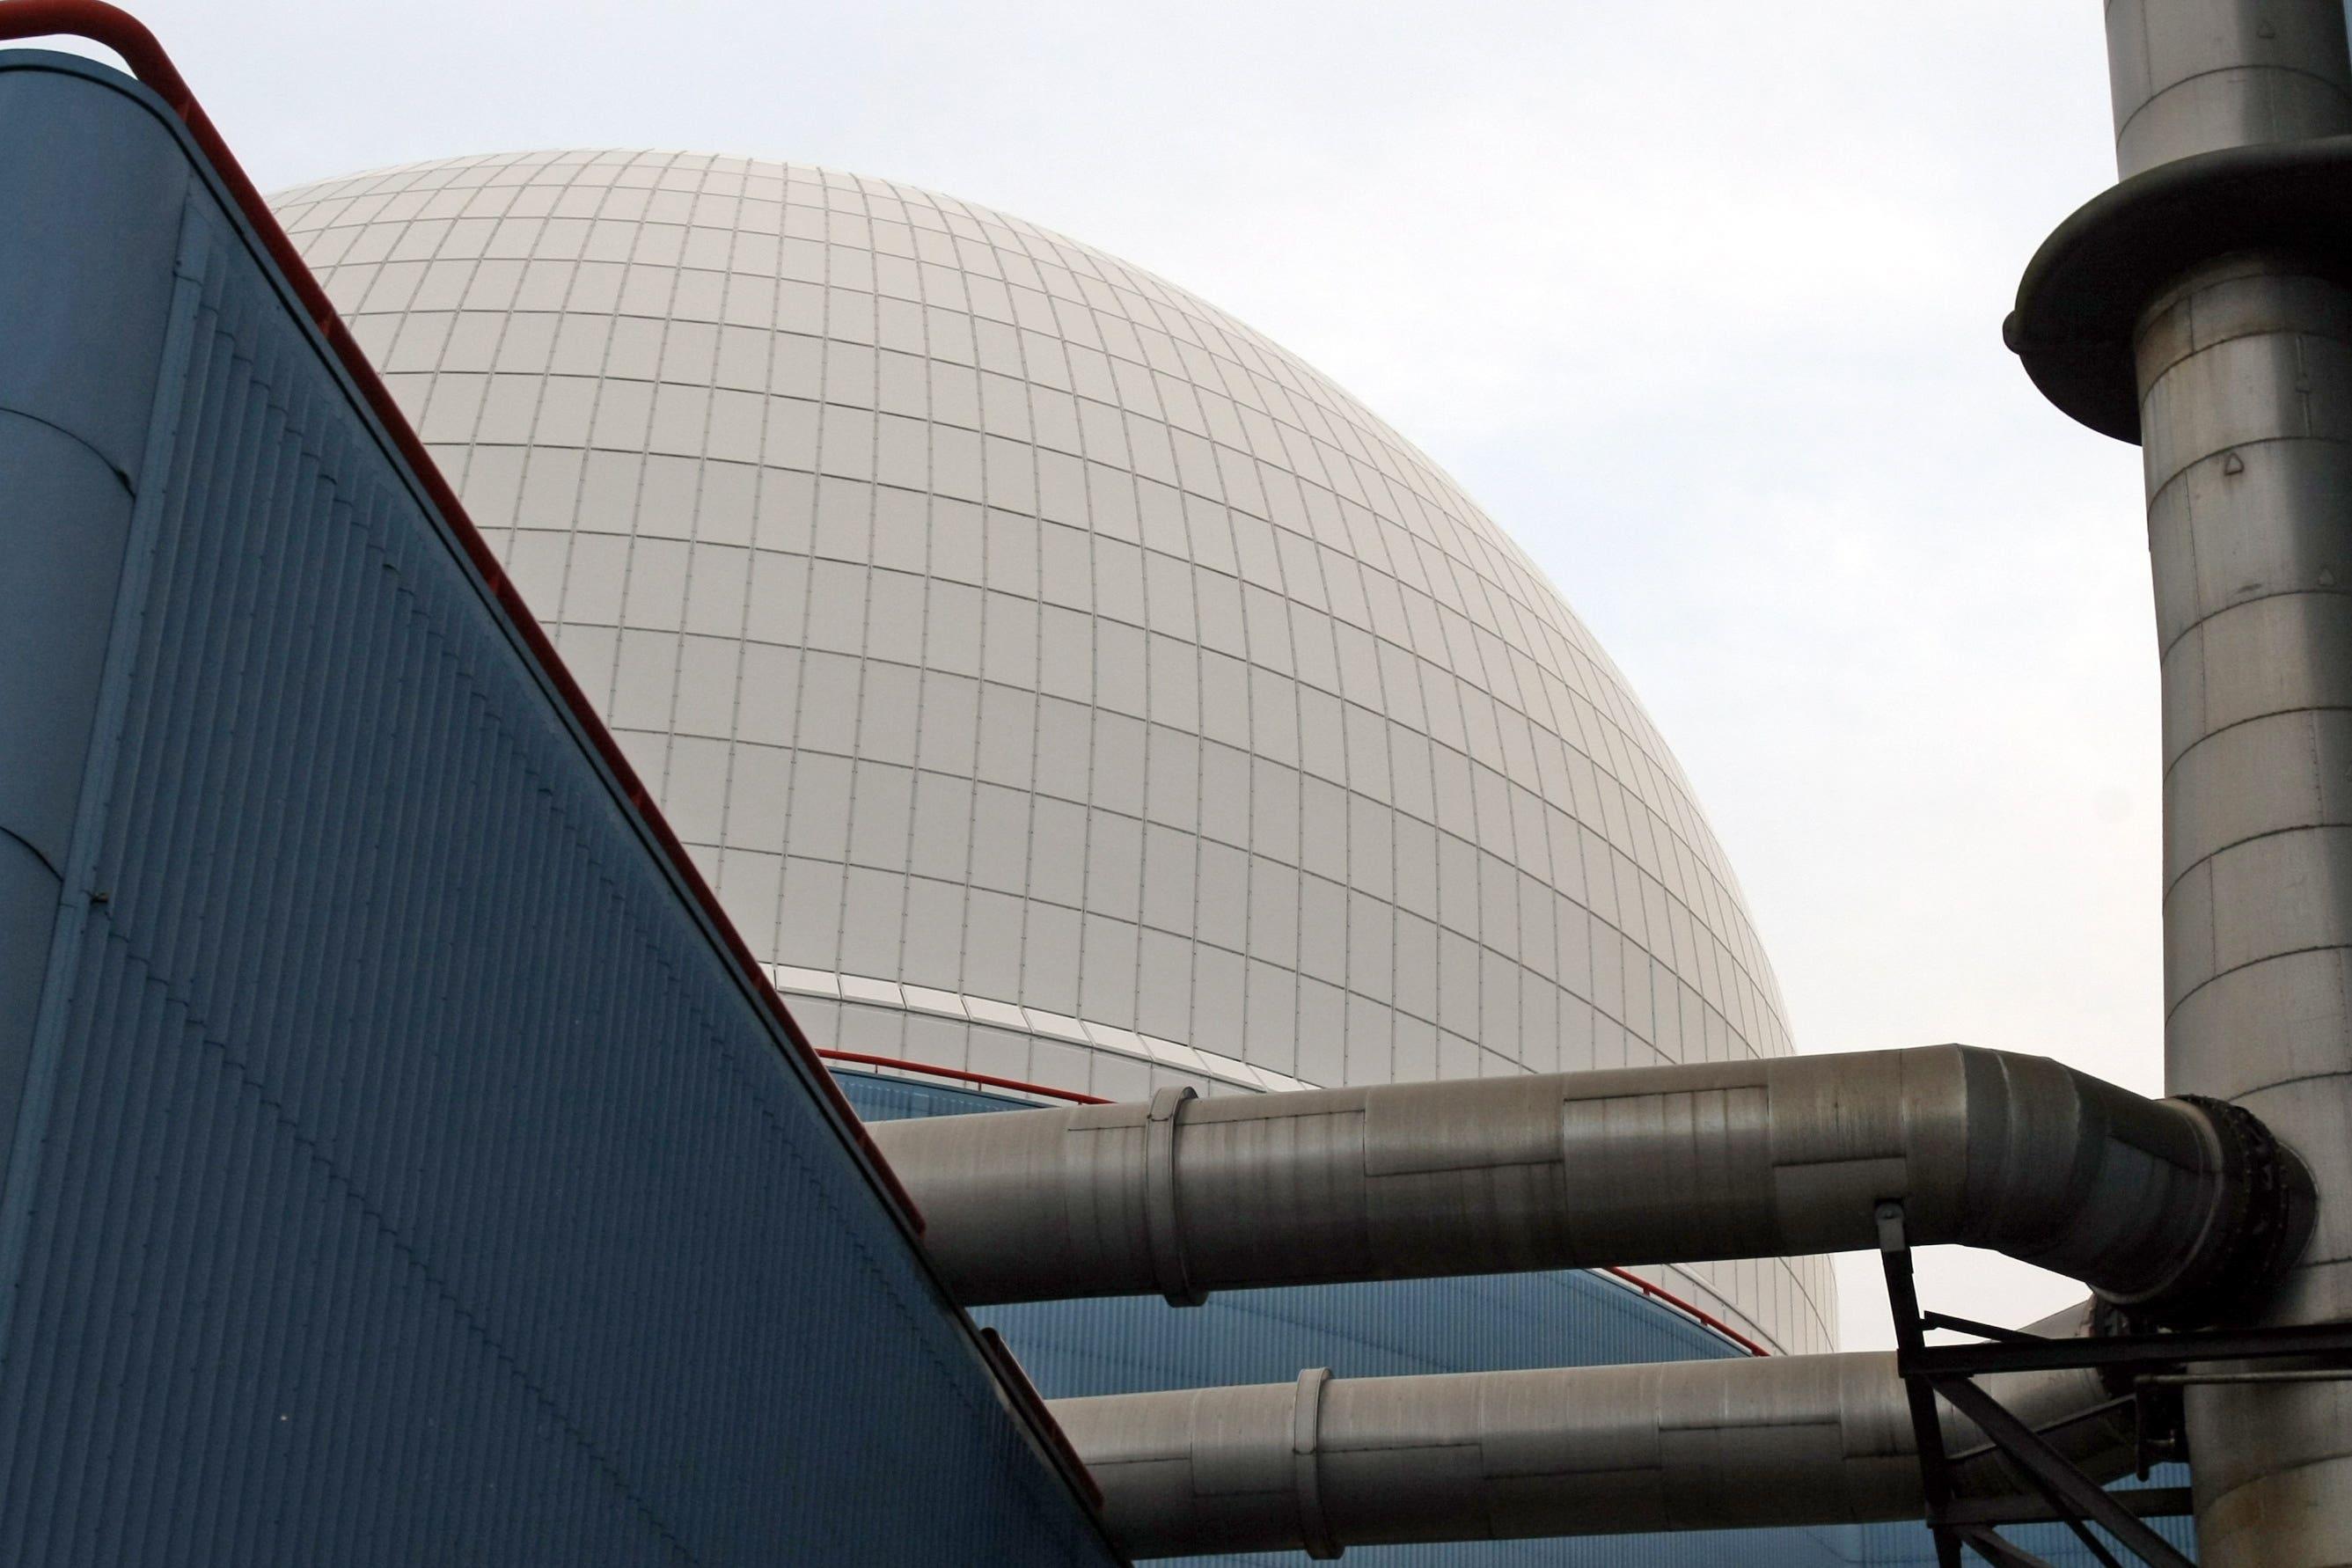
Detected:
left=1931, top=1379, right=2194, bottom=1568
left=1878, top=1200, right=2196, bottom=1568
left=1879, top=1201, right=1966, bottom=1568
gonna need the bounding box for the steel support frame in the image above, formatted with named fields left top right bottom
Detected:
left=1876, top=1202, right=2352, bottom=1568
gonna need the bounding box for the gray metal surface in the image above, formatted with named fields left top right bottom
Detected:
left=870, top=1043, right=2303, bottom=1323
left=2097, top=4, right=2352, bottom=1563
left=2004, top=130, right=2352, bottom=442
left=2138, top=249, right=2352, bottom=1565
left=1050, top=1306, right=2135, bottom=1559
left=2106, top=0, right=2352, bottom=177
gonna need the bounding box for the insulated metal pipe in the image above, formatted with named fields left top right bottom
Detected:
left=2107, top=0, right=2352, bottom=178
left=2139, top=255, right=2352, bottom=1564
left=1050, top=1308, right=2136, bottom=1559
left=868, top=1044, right=2306, bottom=1326
left=2100, top=4, right=2352, bottom=1563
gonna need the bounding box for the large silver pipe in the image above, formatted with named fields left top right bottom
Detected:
left=1051, top=1307, right=2135, bottom=1559
left=2099, top=4, right=2352, bottom=1563
left=2107, top=0, right=2352, bottom=178
left=869, top=1044, right=2306, bottom=1324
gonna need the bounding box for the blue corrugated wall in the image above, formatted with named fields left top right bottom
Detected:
left=0, top=53, right=1117, bottom=1567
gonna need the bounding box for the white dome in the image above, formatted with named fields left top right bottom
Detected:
left=272, top=149, right=1828, bottom=1355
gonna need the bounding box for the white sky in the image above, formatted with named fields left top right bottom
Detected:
left=40, top=2, right=2162, bottom=1352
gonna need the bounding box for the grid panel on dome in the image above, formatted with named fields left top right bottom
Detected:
left=275, top=148, right=1832, bottom=1360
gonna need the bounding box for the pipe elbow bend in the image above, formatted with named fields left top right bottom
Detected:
left=1932, top=1048, right=2313, bottom=1325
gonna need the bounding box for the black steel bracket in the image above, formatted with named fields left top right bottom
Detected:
left=1868, top=1200, right=2352, bottom=1568
left=1879, top=1202, right=1967, bottom=1568
left=1879, top=1200, right=2352, bottom=1565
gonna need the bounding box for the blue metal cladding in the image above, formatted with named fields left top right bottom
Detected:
left=839, top=1071, right=2202, bottom=1566
left=1852, top=1502, right=2195, bottom=1568
left=0, top=52, right=1117, bottom=1568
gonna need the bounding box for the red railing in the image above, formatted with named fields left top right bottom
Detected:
left=1597, top=1265, right=1772, bottom=1359
left=816, top=1048, right=1110, bottom=1105
left=821, top=1049, right=1775, bottom=1358
left=0, top=1, right=926, bottom=1234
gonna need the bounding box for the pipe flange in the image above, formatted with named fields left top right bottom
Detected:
left=2101, top=1095, right=2315, bottom=1330
left=1145, top=1086, right=1207, bottom=1308
left=2007, top=133, right=2352, bottom=443
left=1291, top=1367, right=1341, bottom=1560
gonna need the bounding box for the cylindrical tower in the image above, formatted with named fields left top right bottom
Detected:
left=2108, top=3, right=2352, bottom=1561
left=2107, top=0, right=2352, bottom=178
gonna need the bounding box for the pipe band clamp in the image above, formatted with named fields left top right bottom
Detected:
left=1145, top=1085, right=1205, bottom=1307
left=1292, top=1366, right=1341, bottom=1559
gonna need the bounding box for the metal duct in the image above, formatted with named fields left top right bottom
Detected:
left=2134, top=250, right=2352, bottom=1564
left=2106, top=0, right=2352, bottom=179
left=1051, top=1306, right=2136, bottom=1559
left=868, top=1044, right=2309, bottom=1326
left=2099, top=4, right=2352, bottom=1560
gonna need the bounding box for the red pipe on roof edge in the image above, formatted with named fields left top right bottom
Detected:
left=822, top=1050, right=1776, bottom=1359
left=818, top=1049, right=1113, bottom=1106
left=1598, top=1266, right=1771, bottom=1359
left=0, top=1, right=921, bottom=1226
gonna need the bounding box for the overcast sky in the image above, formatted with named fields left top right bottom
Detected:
left=44, top=2, right=2158, bottom=1351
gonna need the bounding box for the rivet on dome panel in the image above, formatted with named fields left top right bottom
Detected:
left=269, top=149, right=1830, bottom=1358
